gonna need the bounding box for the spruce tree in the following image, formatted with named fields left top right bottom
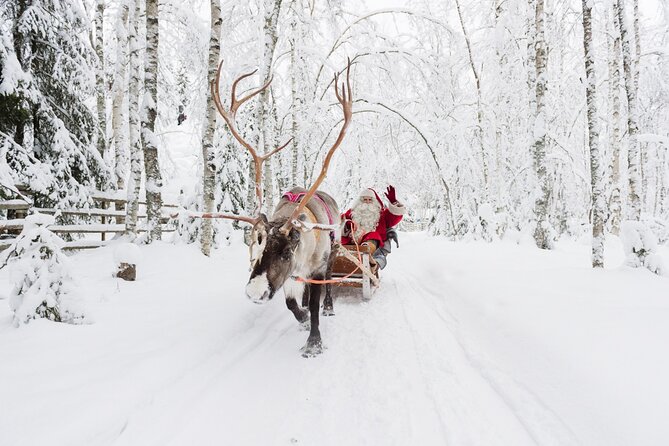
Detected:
left=0, top=0, right=110, bottom=207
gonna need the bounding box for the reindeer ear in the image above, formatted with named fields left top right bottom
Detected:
left=260, top=213, right=269, bottom=225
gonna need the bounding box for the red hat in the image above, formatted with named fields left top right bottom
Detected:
left=359, top=188, right=385, bottom=208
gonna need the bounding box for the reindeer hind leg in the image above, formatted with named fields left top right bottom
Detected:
left=301, top=277, right=323, bottom=357
left=322, top=248, right=337, bottom=316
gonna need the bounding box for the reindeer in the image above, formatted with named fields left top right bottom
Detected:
left=206, top=59, right=353, bottom=357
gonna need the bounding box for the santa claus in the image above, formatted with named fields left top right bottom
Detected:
left=341, top=186, right=406, bottom=268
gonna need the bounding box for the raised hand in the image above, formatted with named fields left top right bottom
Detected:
left=385, top=185, right=397, bottom=203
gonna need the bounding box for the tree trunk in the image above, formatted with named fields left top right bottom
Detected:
left=142, top=0, right=163, bottom=242
left=11, top=0, right=29, bottom=149
left=125, top=0, right=143, bottom=236
left=633, top=0, right=646, bottom=208
left=95, top=0, right=106, bottom=160
left=532, top=0, right=551, bottom=249
left=616, top=0, right=641, bottom=220
left=257, top=0, right=283, bottom=211
left=454, top=0, right=488, bottom=200
left=608, top=5, right=623, bottom=235
left=289, top=0, right=303, bottom=187
left=112, top=5, right=129, bottom=198
left=582, top=0, right=605, bottom=268
left=200, top=0, right=222, bottom=256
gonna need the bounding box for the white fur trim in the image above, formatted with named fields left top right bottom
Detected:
left=359, top=189, right=376, bottom=199
left=388, top=201, right=406, bottom=216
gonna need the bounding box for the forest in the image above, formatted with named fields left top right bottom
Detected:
left=1, top=0, right=667, bottom=265
left=1, top=1, right=669, bottom=444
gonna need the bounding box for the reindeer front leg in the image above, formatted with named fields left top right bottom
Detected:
left=301, top=275, right=324, bottom=357
left=284, top=279, right=309, bottom=325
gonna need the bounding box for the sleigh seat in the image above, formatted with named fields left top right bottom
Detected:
left=331, top=242, right=379, bottom=299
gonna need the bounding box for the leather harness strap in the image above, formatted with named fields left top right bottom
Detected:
left=282, top=191, right=334, bottom=241
left=301, top=206, right=320, bottom=243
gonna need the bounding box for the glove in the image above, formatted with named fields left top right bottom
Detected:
left=385, top=185, right=397, bottom=204
left=386, top=228, right=399, bottom=248
left=342, top=220, right=351, bottom=237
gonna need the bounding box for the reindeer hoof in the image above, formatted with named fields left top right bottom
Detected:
left=321, top=306, right=335, bottom=317
left=300, top=338, right=323, bottom=357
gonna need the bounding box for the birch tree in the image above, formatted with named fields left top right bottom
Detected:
left=581, top=0, right=605, bottom=267
left=608, top=5, right=623, bottom=235
left=111, top=4, right=129, bottom=193
left=257, top=0, right=283, bottom=211
left=142, top=0, right=163, bottom=242
left=616, top=0, right=641, bottom=220
left=454, top=0, right=488, bottom=200
left=125, top=0, right=143, bottom=235
left=289, top=0, right=306, bottom=187
left=532, top=0, right=552, bottom=249
left=94, top=0, right=106, bottom=159
left=200, top=0, right=222, bottom=256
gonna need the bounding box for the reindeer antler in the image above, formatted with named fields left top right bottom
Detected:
left=211, top=61, right=292, bottom=216
left=281, top=58, right=353, bottom=233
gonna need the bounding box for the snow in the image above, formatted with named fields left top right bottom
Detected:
left=5, top=213, right=85, bottom=325
left=0, top=39, right=30, bottom=95
left=113, top=243, right=142, bottom=265
left=477, top=202, right=494, bottom=221
left=533, top=112, right=546, bottom=139
left=1, top=233, right=668, bottom=444
left=620, top=220, right=666, bottom=274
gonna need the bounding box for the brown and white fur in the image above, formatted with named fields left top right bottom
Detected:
left=245, top=187, right=340, bottom=357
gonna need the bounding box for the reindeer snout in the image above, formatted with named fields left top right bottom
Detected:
left=245, top=273, right=272, bottom=304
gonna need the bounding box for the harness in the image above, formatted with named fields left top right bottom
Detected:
left=282, top=191, right=335, bottom=241
left=282, top=192, right=374, bottom=285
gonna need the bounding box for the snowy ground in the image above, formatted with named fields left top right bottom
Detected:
left=1, top=233, right=669, bottom=446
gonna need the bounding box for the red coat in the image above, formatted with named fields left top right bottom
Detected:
left=341, top=200, right=405, bottom=246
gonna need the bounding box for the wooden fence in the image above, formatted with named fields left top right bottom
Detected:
left=0, top=189, right=177, bottom=252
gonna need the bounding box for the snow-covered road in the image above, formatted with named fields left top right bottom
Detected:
left=1, top=233, right=669, bottom=446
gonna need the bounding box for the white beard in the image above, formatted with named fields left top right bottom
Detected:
left=351, top=200, right=381, bottom=242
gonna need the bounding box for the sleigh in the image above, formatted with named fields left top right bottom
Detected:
left=331, top=242, right=380, bottom=300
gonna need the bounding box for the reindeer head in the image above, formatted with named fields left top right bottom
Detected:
left=245, top=216, right=302, bottom=303
left=208, top=59, right=353, bottom=304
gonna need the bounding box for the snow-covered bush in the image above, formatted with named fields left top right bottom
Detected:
left=477, top=203, right=496, bottom=242
left=173, top=186, right=235, bottom=248
left=620, top=221, right=666, bottom=276
left=5, top=214, right=84, bottom=324
left=173, top=186, right=200, bottom=244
